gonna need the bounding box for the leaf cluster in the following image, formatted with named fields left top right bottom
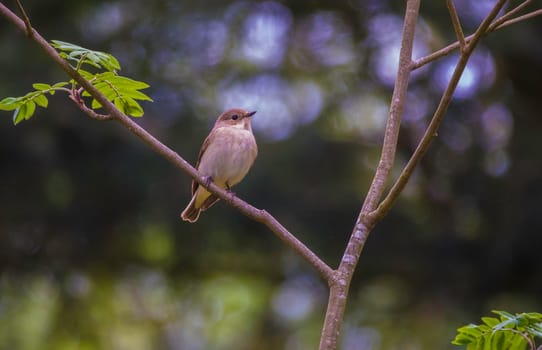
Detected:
left=452, top=311, right=542, bottom=350
left=0, top=40, right=152, bottom=124
left=0, top=82, right=68, bottom=124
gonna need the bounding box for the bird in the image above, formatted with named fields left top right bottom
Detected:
left=181, top=108, right=258, bottom=223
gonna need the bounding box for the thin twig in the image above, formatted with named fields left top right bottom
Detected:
left=494, top=8, right=542, bottom=30
left=411, top=39, right=463, bottom=70
left=70, top=94, right=113, bottom=121
left=14, top=0, right=32, bottom=37
left=372, top=0, right=508, bottom=221
left=0, top=2, right=335, bottom=283
left=489, top=0, right=533, bottom=30
left=466, top=0, right=508, bottom=51
left=446, top=0, right=466, bottom=51
left=412, top=2, right=541, bottom=70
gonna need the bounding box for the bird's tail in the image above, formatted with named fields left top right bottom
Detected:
left=181, top=195, right=201, bottom=223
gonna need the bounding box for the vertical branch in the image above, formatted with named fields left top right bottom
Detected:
left=446, top=0, right=466, bottom=51
left=318, top=1, right=421, bottom=349
left=359, top=0, right=421, bottom=216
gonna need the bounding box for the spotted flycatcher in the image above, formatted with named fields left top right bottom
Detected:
left=181, top=108, right=258, bottom=223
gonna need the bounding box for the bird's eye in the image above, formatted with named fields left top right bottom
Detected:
left=231, top=114, right=239, bottom=120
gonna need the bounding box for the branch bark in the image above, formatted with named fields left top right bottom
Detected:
left=372, top=0, right=508, bottom=222
left=412, top=3, right=542, bottom=70
left=446, top=0, right=466, bottom=51
left=319, top=0, right=538, bottom=347
left=319, top=1, right=421, bottom=349
left=0, top=2, right=334, bottom=282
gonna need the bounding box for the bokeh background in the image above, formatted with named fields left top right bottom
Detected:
left=1, top=0, right=541, bottom=349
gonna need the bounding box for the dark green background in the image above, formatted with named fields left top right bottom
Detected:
left=1, top=0, right=541, bottom=349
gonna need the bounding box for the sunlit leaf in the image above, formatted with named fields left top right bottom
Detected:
left=118, top=88, right=153, bottom=101
left=113, top=96, right=127, bottom=114
left=32, top=83, right=51, bottom=91
left=12, top=100, right=38, bottom=124
left=0, top=97, right=22, bottom=111
left=91, top=99, right=102, bottom=109
left=123, top=96, right=144, bottom=117
left=24, top=101, right=36, bottom=120
left=481, top=317, right=499, bottom=327
left=34, top=94, right=48, bottom=108
left=52, top=82, right=69, bottom=88
left=453, top=310, right=542, bottom=349
left=52, top=40, right=121, bottom=72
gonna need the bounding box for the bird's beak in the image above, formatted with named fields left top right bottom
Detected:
left=246, top=111, right=257, bottom=118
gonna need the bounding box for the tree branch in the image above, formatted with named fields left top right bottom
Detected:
left=15, top=0, right=32, bottom=37
left=372, top=0, right=508, bottom=221
left=446, top=0, right=466, bottom=51
left=318, top=1, right=421, bottom=349
left=412, top=2, right=541, bottom=70
left=493, top=8, right=542, bottom=30
left=0, top=2, right=334, bottom=283
left=358, top=0, right=420, bottom=217
left=489, top=0, right=533, bottom=30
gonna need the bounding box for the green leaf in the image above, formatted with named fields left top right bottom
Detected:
left=112, top=96, right=143, bottom=117
left=452, top=333, right=476, bottom=345
left=494, top=310, right=516, bottom=320
left=77, top=69, right=95, bottom=80
left=453, top=311, right=542, bottom=349
left=0, top=97, right=22, bottom=111
left=491, top=330, right=504, bottom=349
left=118, top=88, right=153, bottom=101
left=51, top=40, right=121, bottom=72
left=482, top=317, right=499, bottom=327
left=92, top=84, right=117, bottom=100
left=113, top=96, right=127, bottom=114
left=495, top=318, right=517, bottom=330
left=109, top=75, right=150, bottom=90
left=526, top=322, right=542, bottom=337
left=25, top=100, right=36, bottom=120
left=34, top=94, right=48, bottom=108
left=51, top=40, right=85, bottom=51
left=458, top=324, right=483, bottom=338
left=47, top=40, right=152, bottom=118
left=52, top=81, right=69, bottom=88
left=32, top=83, right=52, bottom=91
left=509, top=333, right=527, bottom=349
left=124, top=96, right=144, bottom=117
left=91, top=99, right=102, bottom=109
left=524, top=313, right=542, bottom=321
left=13, top=101, right=36, bottom=125
left=13, top=105, right=25, bottom=125
left=475, top=335, right=485, bottom=350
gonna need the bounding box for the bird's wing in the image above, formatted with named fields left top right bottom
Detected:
left=191, top=128, right=215, bottom=195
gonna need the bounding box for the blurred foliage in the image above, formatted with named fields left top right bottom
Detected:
left=452, top=311, right=542, bottom=349
left=1, top=0, right=541, bottom=349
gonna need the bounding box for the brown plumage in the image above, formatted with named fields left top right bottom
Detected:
left=181, top=109, right=258, bottom=223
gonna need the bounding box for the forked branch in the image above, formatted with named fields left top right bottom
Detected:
left=412, top=1, right=542, bottom=69
left=372, top=0, right=508, bottom=221
left=446, top=0, right=466, bottom=51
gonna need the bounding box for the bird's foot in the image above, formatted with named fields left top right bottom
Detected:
left=225, top=184, right=236, bottom=201
left=204, top=176, right=213, bottom=188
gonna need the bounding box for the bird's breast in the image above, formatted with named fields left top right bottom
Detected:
left=198, top=127, right=257, bottom=187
